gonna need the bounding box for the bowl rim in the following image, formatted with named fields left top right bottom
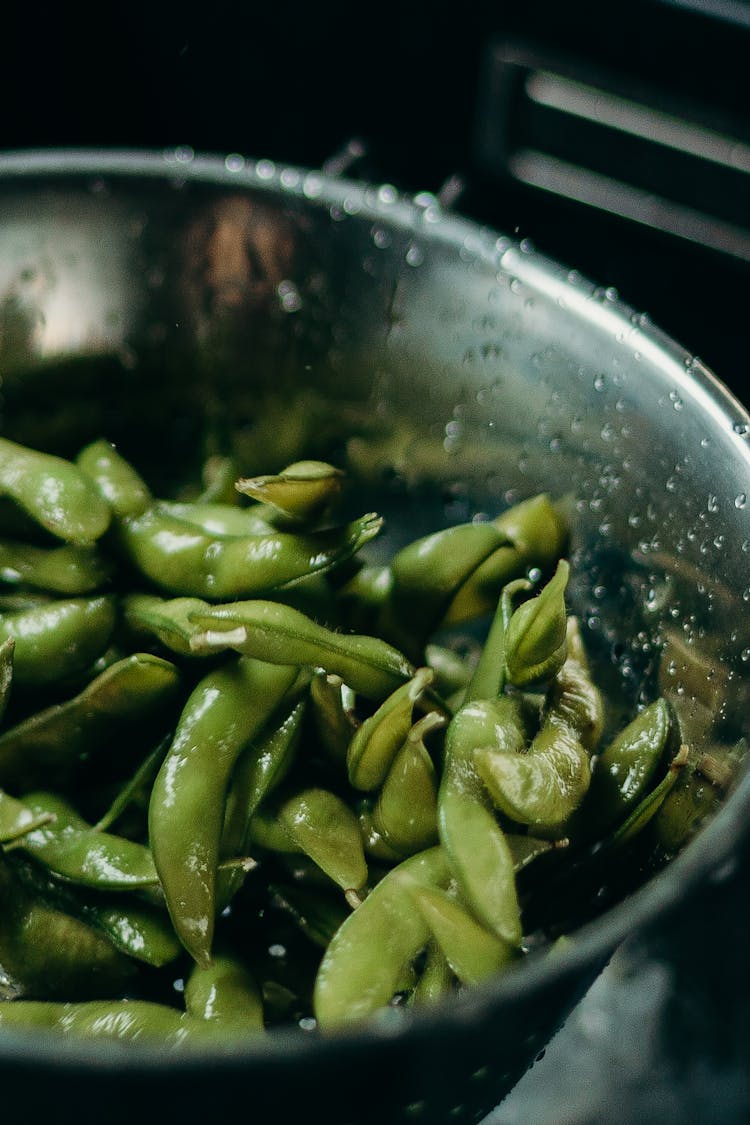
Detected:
left=0, top=145, right=749, bottom=1074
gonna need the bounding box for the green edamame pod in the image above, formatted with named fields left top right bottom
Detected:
left=444, top=494, right=568, bottom=626
left=149, top=656, right=299, bottom=965
left=0, top=653, right=181, bottom=792
left=0, top=437, right=111, bottom=544
left=438, top=697, right=526, bottom=947
left=122, top=593, right=213, bottom=658
left=544, top=617, right=604, bottom=753
left=347, top=667, right=434, bottom=790
left=0, top=595, right=117, bottom=686
left=116, top=508, right=383, bottom=599
left=377, top=521, right=510, bottom=657
left=651, top=754, right=724, bottom=853
left=221, top=690, right=308, bottom=873
left=372, top=711, right=442, bottom=856
left=7, top=791, right=159, bottom=890
left=474, top=718, right=591, bottom=834
left=257, top=788, right=369, bottom=906
left=235, top=460, right=344, bottom=524
left=313, top=846, right=452, bottom=1028
left=410, top=940, right=454, bottom=1006
left=411, top=885, right=516, bottom=986
left=184, top=951, right=264, bottom=1034
left=309, top=672, right=360, bottom=767
left=157, top=500, right=277, bottom=537
left=0, top=790, right=52, bottom=843
left=0, top=855, right=135, bottom=999
left=0, top=1000, right=194, bottom=1043
left=189, top=599, right=414, bottom=700
left=76, top=439, right=152, bottom=518
left=0, top=540, right=112, bottom=595
left=607, top=745, right=689, bottom=847
left=577, top=698, right=672, bottom=838
left=504, top=560, right=569, bottom=689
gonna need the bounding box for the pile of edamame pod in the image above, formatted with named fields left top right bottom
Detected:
left=0, top=433, right=691, bottom=1045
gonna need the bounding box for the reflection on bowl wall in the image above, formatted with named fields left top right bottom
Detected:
left=0, top=149, right=748, bottom=1125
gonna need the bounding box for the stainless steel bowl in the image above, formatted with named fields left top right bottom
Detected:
left=0, top=149, right=748, bottom=1125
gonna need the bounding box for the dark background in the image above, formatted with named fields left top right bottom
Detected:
left=3, top=2, right=750, bottom=1120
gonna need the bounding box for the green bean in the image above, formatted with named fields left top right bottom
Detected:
left=235, top=460, right=344, bottom=524
left=0, top=595, right=117, bottom=686
left=122, top=593, right=213, bottom=658
left=116, top=508, right=383, bottom=599
left=607, top=744, right=689, bottom=847
left=0, top=790, right=53, bottom=843
left=156, top=500, right=277, bottom=537
left=443, top=494, right=568, bottom=626
left=0, top=653, right=181, bottom=792
left=410, top=885, right=517, bottom=986
left=0, top=540, right=112, bottom=595
left=576, top=698, right=672, bottom=838
left=651, top=753, right=724, bottom=853
left=76, top=439, right=152, bottom=519
left=372, top=711, right=442, bottom=856
left=0, top=1000, right=196, bottom=1043
left=184, top=951, right=264, bottom=1034
left=251, top=788, right=368, bottom=907
left=6, top=792, right=159, bottom=890
left=544, top=617, right=604, bottom=753
left=149, top=656, right=299, bottom=965
left=504, top=560, right=569, bottom=689
left=410, top=940, right=454, bottom=1006
left=347, top=667, right=434, bottom=790
left=313, top=846, right=452, bottom=1028
left=0, top=437, right=111, bottom=544
left=474, top=717, right=591, bottom=834
left=438, top=697, right=525, bottom=946
left=0, top=855, right=135, bottom=999
left=189, top=599, right=414, bottom=700
left=309, top=672, right=359, bottom=766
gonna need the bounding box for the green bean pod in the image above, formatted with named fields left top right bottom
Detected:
left=504, top=560, right=569, bottom=689
left=149, top=656, right=299, bottom=965
left=0, top=437, right=111, bottom=544
left=0, top=855, right=135, bottom=999
left=411, top=885, right=517, bottom=986
left=0, top=1000, right=197, bottom=1043
left=0, top=540, right=112, bottom=595
left=347, top=667, right=434, bottom=790
left=0, top=652, right=181, bottom=792
left=438, top=697, right=526, bottom=947
left=235, top=460, right=344, bottom=523
left=156, top=500, right=277, bottom=537
left=443, top=494, right=568, bottom=626
left=0, top=595, right=117, bottom=686
left=7, top=792, right=159, bottom=890
left=313, top=846, right=453, bottom=1029
left=189, top=599, right=414, bottom=700
left=251, top=788, right=368, bottom=906
left=309, top=672, right=360, bottom=766
left=544, top=617, right=604, bottom=753
left=575, top=698, right=672, bottom=838
left=184, top=951, right=265, bottom=1034
left=122, top=593, right=213, bottom=658
left=116, top=508, right=383, bottom=599
left=410, top=940, right=454, bottom=1007
left=0, top=790, right=52, bottom=843
left=372, top=711, right=442, bottom=856
left=474, top=718, right=591, bottom=834
left=76, top=439, right=152, bottom=519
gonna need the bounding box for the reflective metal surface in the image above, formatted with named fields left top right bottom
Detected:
left=0, top=150, right=749, bottom=1125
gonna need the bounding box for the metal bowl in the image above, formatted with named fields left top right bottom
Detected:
left=0, top=149, right=748, bottom=1125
